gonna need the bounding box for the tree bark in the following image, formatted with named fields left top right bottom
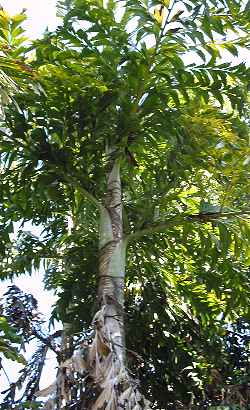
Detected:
left=98, top=158, right=126, bottom=363
left=84, top=157, right=138, bottom=409
left=86, top=155, right=151, bottom=409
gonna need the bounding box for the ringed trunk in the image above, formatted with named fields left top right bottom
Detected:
left=98, top=159, right=126, bottom=363
left=87, top=157, right=150, bottom=409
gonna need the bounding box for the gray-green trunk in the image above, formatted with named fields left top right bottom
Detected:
left=98, top=159, right=127, bottom=363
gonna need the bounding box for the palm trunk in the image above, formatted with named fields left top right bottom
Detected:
left=85, top=157, right=128, bottom=408
left=98, top=159, right=126, bottom=363
left=87, top=158, right=150, bottom=409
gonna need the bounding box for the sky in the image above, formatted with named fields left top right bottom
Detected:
left=0, top=0, right=60, bottom=38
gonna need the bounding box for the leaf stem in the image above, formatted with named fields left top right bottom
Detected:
left=151, top=0, right=177, bottom=65
left=126, top=210, right=250, bottom=242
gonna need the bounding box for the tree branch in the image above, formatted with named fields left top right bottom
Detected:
left=151, top=0, right=177, bottom=64
left=1, top=362, right=11, bottom=385
left=126, top=210, right=250, bottom=243
left=32, top=329, right=62, bottom=355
